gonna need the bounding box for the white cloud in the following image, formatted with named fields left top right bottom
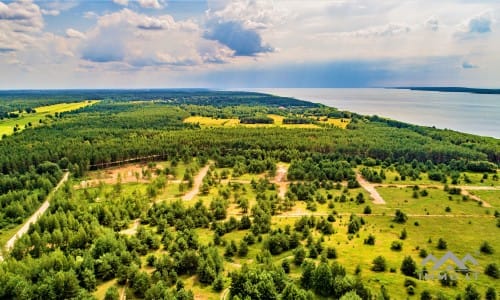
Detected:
left=456, top=10, right=494, bottom=34
left=113, top=0, right=129, bottom=6
left=80, top=9, right=233, bottom=67
left=84, top=11, right=99, bottom=19
left=424, top=16, right=439, bottom=31
left=342, top=23, right=412, bottom=37
left=41, top=9, right=60, bottom=16
left=66, top=28, right=85, bottom=39
left=138, top=0, right=164, bottom=10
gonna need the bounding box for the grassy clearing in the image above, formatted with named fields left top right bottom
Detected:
left=469, top=190, right=500, bottom=208
left=0, top=100, right=98, bottom=138
left=183, top=115, right=322, bottom=129
left=376, top=186, right=494, bottom=215
left=316, top=116, right=351, bottom=129
left=84, top=165, right=499, bottom=300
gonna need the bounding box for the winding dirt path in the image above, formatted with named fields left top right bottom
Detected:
left=182, top=164, right=211, bottom=201
left=1, top=172, right=69, bottom=261
left=356, top=172, right=386, bottom=204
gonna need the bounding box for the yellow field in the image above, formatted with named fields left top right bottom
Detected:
left=316, top=116, right=351, bottom=129
left=0, top=100, right=98, bottom=138
left=183, top=116, right=240, bottom=126
left=184, top=114, right=322, bottom=129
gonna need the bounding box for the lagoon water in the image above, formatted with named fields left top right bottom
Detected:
left=247, top=88, right=500, bottom=138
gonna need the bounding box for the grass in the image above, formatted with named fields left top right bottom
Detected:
left=469, top=190, right=500, bottom=208
left=316, top=116, right=351, bottom=129
left=376, top=186, right=493, bottom=215
left=0, top=101, right=98, bottom=138
left=183, top=115, right=322, bottom=129
left=81, top=166, right=500, bottom=299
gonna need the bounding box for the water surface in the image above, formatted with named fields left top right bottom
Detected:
left=247, top=88, right=500, bottom=138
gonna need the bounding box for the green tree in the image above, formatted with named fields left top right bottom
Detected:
left=464, top=284, right=481, bottom=300
left=400, top=256, right=417, bottom=277
left=104, top=286, right=119, bottom=300
left=372, top=256, right=387, bottom=272
left=313, top=262, right=333, bottom=297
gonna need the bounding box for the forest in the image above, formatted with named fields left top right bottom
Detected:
left=0, top=90, right=498, bottom=300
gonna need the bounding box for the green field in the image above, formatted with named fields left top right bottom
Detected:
left=0, top=100, right=98, bottom=138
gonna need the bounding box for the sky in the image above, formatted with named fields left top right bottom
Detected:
left=0, top=0, right=499, bottom=89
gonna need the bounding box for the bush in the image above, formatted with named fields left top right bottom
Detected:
left=326, top=247, right=337, bottom=259
left=419, top=249, right=428, bottom=258
left=391, top=240, right=403, bottom=251
left=364, top=234, right=376, bottom=245
left=400, top=256, right=417, bottom=277
left=420, top=290, right=432, bottom=300
left=363, top=205, right=372, bottom=214
left=404, top=278, right=417, bottom=287
left=480, top=241, right=494, bottom=254
left=485, top=287, right=497, bottom=300
left=393, top=210, right=408, bottom=223
left=484, top=263, right=499, bottom=278
left=212, top=275, right=224, bottom=292
left=437, top=238, right=447, bottom=250
left=372, top=256, right=387, bottom=272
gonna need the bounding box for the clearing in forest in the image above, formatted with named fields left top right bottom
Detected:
left=0, top=100, right=99, bottom=138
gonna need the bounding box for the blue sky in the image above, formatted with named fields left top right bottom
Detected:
left=0, top=0, right=499, bottom=88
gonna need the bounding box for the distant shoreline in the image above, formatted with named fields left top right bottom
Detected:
left=393, top=87, right=500, bottom=95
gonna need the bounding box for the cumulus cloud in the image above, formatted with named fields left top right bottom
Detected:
left=456, top=11, right=494, bottom=36
left=204, top=21, right=273, bottom=56
left=138, top=0, right=164, bottom=10
left=80, top=9, right=232, bottom=67
left=0, top=0, right=43, bottom=30
left=66, top=28, right=85, bottom=39
left=113, top=0, right=128, bottom=6
left=208, top=0, right=286, bottom=30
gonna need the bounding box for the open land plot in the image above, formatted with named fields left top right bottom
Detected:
left=0, top=100, right=98, bottom=138
left=376, top=186, right=495, bottom=215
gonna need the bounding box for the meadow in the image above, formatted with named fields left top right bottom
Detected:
left=0, top=100, right=98, bottom=138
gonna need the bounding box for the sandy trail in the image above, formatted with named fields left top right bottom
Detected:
left=119, top=219, right=140, bottom=236
left=1, top=172, right=69, bottom=261
left=275, top=165, right=288, bottom=198
left=356, top=173, right=386, bottom=204
left=182, top=164, right=211, bottom=201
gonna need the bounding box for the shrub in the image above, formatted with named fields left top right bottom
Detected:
left=400, top=256, right=417, bottom=277
left=419, top=249, right=428, bottom=258
left=326, top=247, right=337, bottom=259
left=480, top=241, right=494, bottom=254
left=372, top=256, right=387, bottom=272
left=393, top=210, right=408, bottom=223
left=484, top=263, right=499, bottom=278
left=437, top=238, right=447, bottom=250
left=391, top=240, right=403, bottom=251
left=363, top=205, right=372, bottom=214
left=364, top=234, right=376, bottom=245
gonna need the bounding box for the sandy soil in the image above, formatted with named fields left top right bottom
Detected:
left=356, top=172, right=386, bottom=204
left=182, top=164, right=211, bottom=201
left=75, top=163, right=163, bottom=189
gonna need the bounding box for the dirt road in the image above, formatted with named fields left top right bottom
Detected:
left=182, top=164, right=211, bottom=201
left=1, top=172, right=69, bottom=261
left=356, top=172, right=386, bottom=204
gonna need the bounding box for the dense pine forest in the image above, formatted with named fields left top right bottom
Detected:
left=0, top=90, right=498, bottom=300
